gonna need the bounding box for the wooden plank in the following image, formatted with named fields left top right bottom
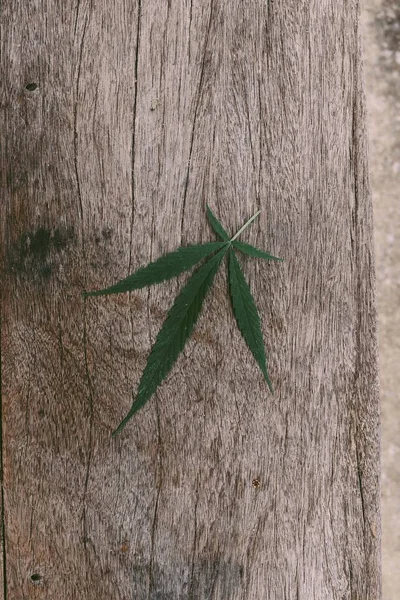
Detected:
left=0, top=317, right=5, bottom=600
left=1, top=0, right=380, bottom=598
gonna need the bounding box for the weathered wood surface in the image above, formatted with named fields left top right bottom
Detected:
left=0, top=1, right=380, bottom=598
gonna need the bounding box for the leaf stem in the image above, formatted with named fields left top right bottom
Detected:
left=230, top=210, right=261, bottom=242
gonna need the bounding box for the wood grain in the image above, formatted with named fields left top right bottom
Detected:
left=1, top=0, right=380, bottom=598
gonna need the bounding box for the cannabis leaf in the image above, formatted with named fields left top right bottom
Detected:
left=84, top=242, right=225, bottom=296
left=84, top=205, right=282, bottom=435
left=231, top=240, right=283, bottom=262
left=228, top=249, right=273, bottom=393
left=207, top=205, right=282, bottom=261
left=112, top=246, right=228, bottom=436
left=206, top=204, right=230, bottom=241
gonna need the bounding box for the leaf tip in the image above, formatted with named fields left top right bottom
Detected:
left=265, top=376, right=274, bottom=394
left=112, top=420, right=127, bottom=438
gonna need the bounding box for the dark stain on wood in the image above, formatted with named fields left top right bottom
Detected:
left=6, top=226, right=75, bottom=280
left=29, top=573, right=43, bottom=585
left=192, top=328, right=215, bottom=345
left=25, top=82, right=39, bottom=92
left=149, top=304, right=166, bottom=319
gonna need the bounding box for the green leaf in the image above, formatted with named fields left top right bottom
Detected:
left=112, top=244, right=229, bottom=435
left=206, top=204, right=230, bottom=241
left=232, top=240, right=283, bottom=262
left=228, top=248, right=273, bottom=393
left=84, top=242, right=225, bottom=297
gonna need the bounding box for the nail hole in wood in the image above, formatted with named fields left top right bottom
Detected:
left=30, top=573, right=42, bottom=583
left=25, top=82, right=38, bottom=91
left=252, top=478, right=261, bottom=489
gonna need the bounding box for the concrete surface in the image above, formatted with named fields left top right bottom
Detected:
left=362, top=1, right=400, bottom=598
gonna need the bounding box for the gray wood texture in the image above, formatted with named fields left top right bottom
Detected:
left=1, top=0, right=381, bottom=598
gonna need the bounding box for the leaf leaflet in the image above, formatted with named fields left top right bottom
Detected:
left=84, top=242, right=225, bottom=297
left=228, top=248, right=273, bottom=393
left=112, top=245, right=229, bottom=435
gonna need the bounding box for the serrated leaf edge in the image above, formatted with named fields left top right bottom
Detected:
left=232, top=240, right=283, bottom=262
left=206, top=204, right=230, bottom=241
left=112, top=244, right=229, bottom=435
left=228, top=248, right=273, bottom=393
left=84, top=241, right=226, bottom=297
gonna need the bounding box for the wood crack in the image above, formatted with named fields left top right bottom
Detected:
left=181, top=0, right=214, bottom=239
left=81, top=301, right=95, bottom=559
left=128, top=0, right=142, bottom=273
left=0, top=302, right=8, bottom=600
left=147, top=482, right=161, bottom=600
left=356, top=445, right=366, bottom=531
left=147, top=296, right=163, bottom=600
left=73, top=15, right=88, bottom=251
left=188, top=480, right=200, bottom=599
